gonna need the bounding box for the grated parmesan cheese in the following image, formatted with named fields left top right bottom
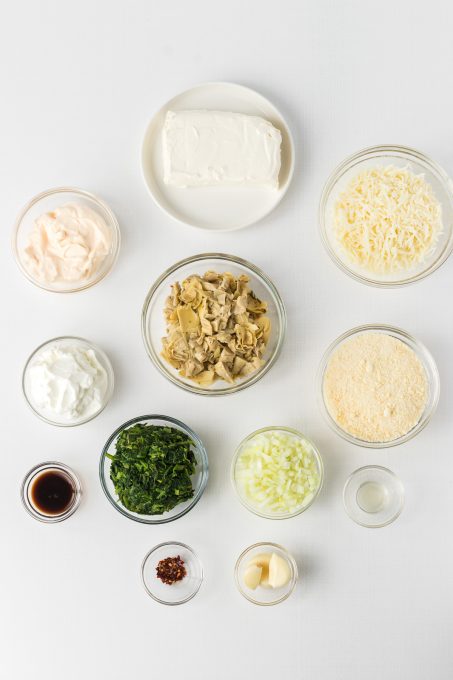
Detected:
left=323, top=333, right=428, bottom=443
left=333, top=165, right=442, bottom=274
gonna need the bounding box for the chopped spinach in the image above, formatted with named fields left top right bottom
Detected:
left=107, top=423, right=197, bottom=515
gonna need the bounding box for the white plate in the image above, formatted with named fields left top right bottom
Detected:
left=141, top=82, right=295, bottom=231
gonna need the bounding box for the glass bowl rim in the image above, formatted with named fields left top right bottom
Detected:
left=99, top=414, right=209, bottom=525
left=234, top=541, right=298, bottom=606
left=231, top=425, right=324, bottom=519
left=20, top=460, right=82, bottom=523
left=317, top=323, right=440, bottom=449
left=319, top=144, right=453, bottom=288
left=141, top=252, right=287, bottom=396
left=22, top=335, right=114, bottom=427
left=343, top=465, right=405, bottom=528
left=12, top=185, right=121, bottom=293
left=141, top=541, right=203, bottom=605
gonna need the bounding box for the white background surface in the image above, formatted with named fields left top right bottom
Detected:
left=1, top=1, right=452, bottom=678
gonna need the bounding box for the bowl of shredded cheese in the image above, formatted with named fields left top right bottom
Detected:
left=319, top=145, right=453, bottom=287
left=318, top=324, right=440, bottom=448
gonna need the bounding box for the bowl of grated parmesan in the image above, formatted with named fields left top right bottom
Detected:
left=319, top=145, right=453, bottom=287
left=318, top=324, right=440, bottom=448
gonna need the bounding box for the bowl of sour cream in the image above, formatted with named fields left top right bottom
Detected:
left=12, top=187, right=120, bottom=293
left=22, top=336, right=114, bottom=426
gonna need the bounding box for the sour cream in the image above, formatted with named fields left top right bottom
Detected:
left=25, top=340, right=111, bottom=424
left=23, top=203, right=112, bottom=283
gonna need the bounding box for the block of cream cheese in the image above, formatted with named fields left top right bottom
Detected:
left=162, top=110, right=282, bottom=189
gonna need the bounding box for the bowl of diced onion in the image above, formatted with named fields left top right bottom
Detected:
left=231, top=426, right=324, bottom=519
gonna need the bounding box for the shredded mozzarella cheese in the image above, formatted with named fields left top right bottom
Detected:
left=333, top=165, right=442, bottom=274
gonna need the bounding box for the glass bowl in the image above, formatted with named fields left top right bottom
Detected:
left=231, top=426, right=324, bottom=519
left=142, top=253, right=286, bottom=396
left=22, top=336, right=114, bottom=427
left=141, top=542, right=203, bottom=605
left=21, top=461, right=82, bottom=523
left=99, top=415, right=209, bottom=524
left=235, top=542, right=298, bottom=606
left=12, top=187, right=120, bottom=292
left=318, top=324, right=440, bottom=448
left=343, top=466, right=404, bottom=528
left=319, top=145, right=453, bottom=287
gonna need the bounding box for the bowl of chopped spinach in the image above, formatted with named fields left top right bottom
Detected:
left=99, top=415, right=208, bottom=523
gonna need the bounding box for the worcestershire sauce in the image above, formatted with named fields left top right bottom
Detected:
left=30, top=470, right=75, bottom=515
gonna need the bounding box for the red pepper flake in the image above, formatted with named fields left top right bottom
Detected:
left=156, top=555, right=187, bottom=585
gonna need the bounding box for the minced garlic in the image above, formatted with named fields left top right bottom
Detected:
left=323, top=333, right=428, bottom=443
left=333, top=165, right=442, bottom=274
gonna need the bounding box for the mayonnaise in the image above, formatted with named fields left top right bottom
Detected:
left=23, top=203, right=112, bottom=283
left=27, top=342, right=109, bottom=423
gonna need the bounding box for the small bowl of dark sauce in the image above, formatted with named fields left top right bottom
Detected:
left=21, top=462, right=82, bottom=522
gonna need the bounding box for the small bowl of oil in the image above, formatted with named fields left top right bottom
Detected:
left=343, top=466, right=404, bottom=528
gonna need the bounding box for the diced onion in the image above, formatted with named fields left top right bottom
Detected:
left=235, top=430, right=320, bottom=515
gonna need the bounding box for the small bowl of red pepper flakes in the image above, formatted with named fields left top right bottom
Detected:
left=141, top=541, right=203, bottom=605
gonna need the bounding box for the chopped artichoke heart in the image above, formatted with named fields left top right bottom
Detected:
left=176, top=305, right=199, bottom=332
left=161, top=271, right=271, bottom=386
